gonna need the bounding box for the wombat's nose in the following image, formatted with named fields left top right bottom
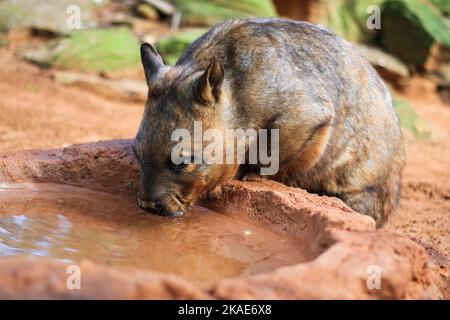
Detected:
left=138, top=186, right=162, bottom=204
left=137, top=198, right=182, bottom=217
left=137, top=187, right=164, bottom=211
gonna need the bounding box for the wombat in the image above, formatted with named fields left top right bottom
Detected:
left=134, top=18, right=405, bottom=226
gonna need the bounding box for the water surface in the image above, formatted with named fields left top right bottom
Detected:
left=0, top=183, right=313, bottom=287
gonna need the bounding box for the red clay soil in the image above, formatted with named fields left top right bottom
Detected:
left=385, top=78, right=450, bottom=259
left=0, top=49, right=143, bottom=152
left=0, top=140, right=448, bottom=299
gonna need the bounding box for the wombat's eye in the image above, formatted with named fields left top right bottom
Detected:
left=168, top=156, right=195, bottom=174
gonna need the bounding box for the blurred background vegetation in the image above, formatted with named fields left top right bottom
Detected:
left=0, top=0, right=449, bottom=139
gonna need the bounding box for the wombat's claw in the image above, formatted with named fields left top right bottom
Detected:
left=241, top=172, right=262, bottom=182
left=208, top=186, right=223, bottom=199
left=172, top=211, right=184, bottom=218
left=160, top=208, right=184, bottom=218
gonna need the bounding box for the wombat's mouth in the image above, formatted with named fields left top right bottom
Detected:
left=137, top=196, right=184, bottom=218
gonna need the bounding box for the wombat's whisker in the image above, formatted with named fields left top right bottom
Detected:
left=171, top=193, right=185, bottom=209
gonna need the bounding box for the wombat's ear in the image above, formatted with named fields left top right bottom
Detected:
left=196, top=61, right=224, bottom=105
left=140, top=43, right=164, bottom=86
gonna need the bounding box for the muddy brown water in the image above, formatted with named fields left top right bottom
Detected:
left=0, top=183, right=314, bottom=287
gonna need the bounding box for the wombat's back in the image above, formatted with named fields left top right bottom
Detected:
left=176, top=18, right=397, bottom=134
left=176, top=19, right=405, bottom=224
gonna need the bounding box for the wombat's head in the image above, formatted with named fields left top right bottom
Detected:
left=134, top=43, right=238, bottom=217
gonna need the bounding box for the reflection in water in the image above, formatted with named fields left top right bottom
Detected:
left=0, top=184, right=313, bottom=287
left=0, top=214, right=135, bottom=265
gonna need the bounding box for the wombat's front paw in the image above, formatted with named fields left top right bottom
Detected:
left=241, top=172, right=263, bottom=182
left=159, top=207, right=184, bottom=218
left=208, top=185, right=222, bottom=200
left=156, top=200, right=185, bottom=217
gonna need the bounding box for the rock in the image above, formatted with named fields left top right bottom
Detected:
left=23, top=28, right=141, bottom=73
left=53, top=71, right=148, bottom=102
left=436, top=63, right=450, bottom=89
left=137, top=3, right=160, bottom=20
left=140, top=0, right=180, bottom=31
left=142, top=0, right=177, bottom=16
left=109, top=16, right=135, bottom=29
left=172, top=0, right=277, bottom=26
left=0, top=0, right=99, bottom=35
left=380, top=0, right=450, bottom=67
left=21, top=45, right=56, bottom=68
left=209, top=179, right=376, bottom=253
left=0, top=139, right=139, bottom=196
left=156, top=29, right=208, bottom=65
left=0, top=140, right=448, bottom=299
left=435, top=63, right=450, bottom=103
left=212, top=230, right=443, bottom=299
left=353, top=43, right=410, bottom=86
left=0, top=258, right=208, bottom=299
left=394, top=96, right=436, bottom=139
left=424, top=42, right=450, bottom=75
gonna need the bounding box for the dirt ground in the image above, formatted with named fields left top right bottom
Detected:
left=0, top=48, right=143, bottom=151
left=385, top=78, right=450, bottom=258
left=0, top=49, right=448, bottom=257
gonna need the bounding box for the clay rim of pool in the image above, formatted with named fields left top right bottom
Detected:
left=0, top=139, right=448, bottom=300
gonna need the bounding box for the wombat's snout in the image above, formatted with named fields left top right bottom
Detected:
left=137, top=189, right=184, bottom=218
left=137, top=187, right=159, bottom=207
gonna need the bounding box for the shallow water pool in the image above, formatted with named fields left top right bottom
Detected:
left=0, top=183, right=313, bottom=287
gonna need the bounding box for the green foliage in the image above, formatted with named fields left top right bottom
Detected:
left=53, top=28, right=141, bottom=73
left=325, top=0, right=384, bottom=42
left=428, top=0, right=450, bottom=15
left=321, top=0, right=449, bottom=67
left=156, top=29, right=208, bottom=65
left=381, top=0, right=450, bottom=66
left=173, top=0, right=277, bottom=26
